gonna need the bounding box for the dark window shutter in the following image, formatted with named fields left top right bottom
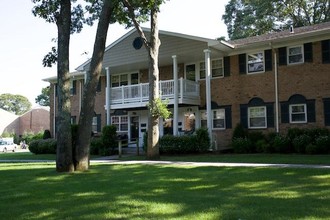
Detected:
left=97, top=78, right=102, bottom=92
left=224, top=56, right=230, bottom=77
left=304, top=43, right=313, bottom=63
left=278, top=47, right=287, bottom=66
left=323, top=98, right=330, bottom=126
left=281, top=102, right=289, bottom=123
left=307, top=100, right=316, bottom=123
left=240, top=104, right=248, bottom=128
left=97, top=114, right=102, bottom=132
left=238, top=54, right=246, bottom=74
left=71, top=80, right=76, bottom=95
left=322, top=40, right=330, bottom=64
left=225, top=106, right=232, bottom=129
left=55, top=84, right=58, bottom=97
left=266, top=103, right=274, bottom=128
left=265, top=49, right=272, bottom=71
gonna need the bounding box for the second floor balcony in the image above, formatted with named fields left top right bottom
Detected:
left=109, top=78, right=200, bottom=109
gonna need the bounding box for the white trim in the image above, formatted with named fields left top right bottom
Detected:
left=287, top=45, right=304, bottom=65
left=289, top=104, right=307, bottom=123
left=248, top=106, right=267, bottom=129
left=247, top=51, right=265, bottom=74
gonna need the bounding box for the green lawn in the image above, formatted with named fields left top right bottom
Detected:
left=0, top=162, right=329, bottom=219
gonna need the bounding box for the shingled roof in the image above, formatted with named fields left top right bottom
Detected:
left=228, top=21, right=330, bottom=48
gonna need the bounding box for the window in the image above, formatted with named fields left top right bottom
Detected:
left=199, top=59, right=224, bottom=79
left=248, top=106, right=267, bottom=129
left=70, top=80, right=76, bottom=95
left=288, top=45, right=304, bottom=64
left=131, top=73, right=139, bottom=85
left=290, top=104, right=307, bottom=123
left=185, top=64, right=196, bottom=81
left=111, top=73, right=138, bottom=87
left=200, top=109, right=226, bottom=129
left=111, top=116, right=128, bottom=132
left=70, top=116, right=76, bottom=125
left=247, top=52, right=264, bottom=74
left=92, top=116, right=98, bottom=133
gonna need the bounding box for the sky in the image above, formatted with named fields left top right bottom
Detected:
left=0, top=0, right=229, bottom=107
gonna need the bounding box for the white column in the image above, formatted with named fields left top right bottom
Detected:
left=172, top=55, right=178, bottom=136
left=84, top=71, right=87, bottom=84
left=204, top=49, right=212, bottom=140
left=106, top=67, right=111, bottom=125
left=274, top=52, right=279, bottom=133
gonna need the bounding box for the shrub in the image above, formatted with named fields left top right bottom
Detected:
left=273, top=135, right=291, bottom=153
left=195, top=128, right=210, bottom=152
left=232, top=123, right=247, bottom=140
left=255, top=139, right=271, bottom=153
left=287, top=128, right=304, bottom=142
left=90, top=137, right=103, bottom=155
left=248, top=131, right=265, bottom=153
left=315, top=136, right=330, bottom=154
left=305, top=128, right=330, bottom=142
left=292, top=134, right=311, bottom=153
left=43, top=130, right=52, bottom=139
left=29, top=139, right=57, bottom=154
left=100, top=125, right=117, bottom=156
left=232, top=137, right=252, bottom=154
left=305, top=143, right=319, bottom=155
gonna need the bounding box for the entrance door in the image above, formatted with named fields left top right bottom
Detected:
left=130, top=116, right=139, bottom=142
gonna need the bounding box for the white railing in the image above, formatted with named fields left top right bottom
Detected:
left=110, top=78, right=199, bottom=106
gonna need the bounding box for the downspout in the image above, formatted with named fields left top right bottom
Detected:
left=172, top=55, right=178, bottom=136
left=204, top=49, right=212, bottom=140
left=53, top=84, right=56, bottom=138
left=106, top=67, right=111, bottom=125
left=270, top=43, right=280, bottom=133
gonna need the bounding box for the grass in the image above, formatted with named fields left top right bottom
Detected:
left=0, top=162, right=330, bottom=219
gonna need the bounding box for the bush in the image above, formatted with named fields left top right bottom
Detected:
left=292, top=134, right=311, bottom=153
left=305, top=128, right=330, bottom=142
left=195, top=128, right=210, bottom=152
left=43, top=130, right=52, bottom=139
left=305, top=143, right=319, bottom=155
left=273, top=135, right=291, bottom=153
left=232, top=137, right=252, bottom=154
left=90, top=137, right=103, bottom=155
left=255, top=139, right=271, bottom=153
left=29, top=139, right=57, bottom=154
left=232, top=123, right=247, bottom=140
left=287, top=128, right=304, bottom=142
left=315, top=136, right=330, bottom=154
left=100, top=125, right=117, bottom=156
left=248, top=131, right=265, bottom=153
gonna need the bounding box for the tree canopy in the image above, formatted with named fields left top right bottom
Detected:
left=35, top=86, right=50, bottom=106
left=222, top=0, right=330, bottom=40
left=0, top=93, right=32, bottom=115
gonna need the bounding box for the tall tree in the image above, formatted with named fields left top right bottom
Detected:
left=35, top=86, right=50, bottom=106
left=222, top=0, right=330, bottom=40
left=32, top=0, right=84, bottom=172
left=122, top=0, right=166, bottom=159
left=75, top=0, right=116, bottom=171
left=0, top=93, right=32, bottom=115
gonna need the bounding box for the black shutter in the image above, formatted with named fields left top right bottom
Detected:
left=71, top=80, right=76, bottom=95
left=224, top=56, right=230, bottom=77
left=266, top=103, right=274, bottom=128
left=281, top=102, right=289, bottom=123
left=322, top=40, right=330, bottom=64
left=304, top=43, right=313, bottom=63
left=240, top=104, right=248, bottom=128
left=265, top=49, right=272, bottom=71
left=225, top=106, right=232, bottom=129
left=307, top=100, right=316, bottom=123
left=323, top=98, right=330, bottom=126
left=97, top=114, right=102, bottom=132
left=97, top=78, right=102, bottom=92
left=278, top=47, right=287, bottom=66
left=239, top=54, right=246, bottom=74
left=55, top=84, right=58, bottom=97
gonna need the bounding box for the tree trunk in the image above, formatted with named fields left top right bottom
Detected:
left=56, top=0, right=74, bottom=172
left=75, top=0, right=114, bottom=171
left=147, top=9, right=161, bottom=159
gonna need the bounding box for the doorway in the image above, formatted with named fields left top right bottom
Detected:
left=130, top=116, right=139, bottom=142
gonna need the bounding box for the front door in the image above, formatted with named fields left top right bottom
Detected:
left=130, top=116, right=139, bottom=142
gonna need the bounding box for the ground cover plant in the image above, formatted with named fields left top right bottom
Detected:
left=0, top=162, right=329, bottom=219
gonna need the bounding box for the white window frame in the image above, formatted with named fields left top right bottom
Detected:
left=287, top=45, right=304, bottom=65
left=248, top=106, right=267, bottom=129
left=198, top=58, right=224, bottom=80
left=111, top=116, right=128, bottom=132
left=200, top=109, right=226, bottom=130
left=111, top=72, right=139, bottom=88
left=247, top=51, right=265, bottom=74
left=92, top=116, right=98, bottom=133
left=289, top=104, right=307, bottom=123
left=185, top=63, right=196, bottom=81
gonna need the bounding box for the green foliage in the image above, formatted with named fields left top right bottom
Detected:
left=143, top=131, right=148, bottom=153
left=90, top=137, right=103, bottom=155
left=232, top=137, right=253, bottom=153
left=35, top=86, right=50, bottom=106
left=0, top=93, right=32, bottom=115
left=255, top=139, right=271, bottom=153
left=21, top=131, right=43, bottom=145
left=232, top=123, right=247, bottom=140
left=292, top=134, right=312, bottom=154
left=273, top=135, right=291, bottom=153
left=287, top=128, right=304, bottom=142
left=222, top=0, right=330, bottom=40
left=195, top=128, right=210, bottom=152
left=43, top=130, right=52, bottom=139
left=29, top=139, right=57, bottom=154
left=147, top=98, right=171, bottom=119
left=100, top=125, right=117, bottom=156
left=315, top=136, right=330, bottom=154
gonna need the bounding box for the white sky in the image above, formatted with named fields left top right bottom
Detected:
left=0, top=0, right=229, bottom=107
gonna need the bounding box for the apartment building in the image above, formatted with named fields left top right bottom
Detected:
left=44, top=22, right=330, bottom=150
